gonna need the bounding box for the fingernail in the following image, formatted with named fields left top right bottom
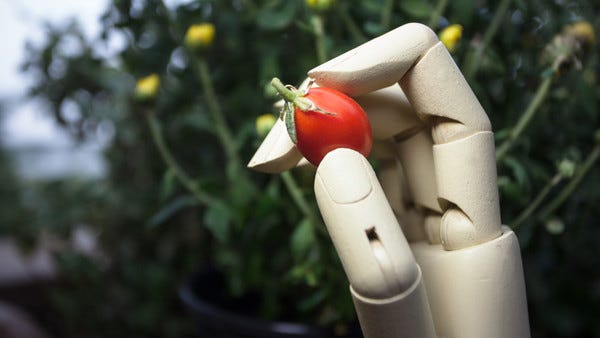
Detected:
left=315, top=148, right=372, bottom=204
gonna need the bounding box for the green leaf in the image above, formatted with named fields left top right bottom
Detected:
left=233, top=123, right=256, bottom=154
left=495, top=128, right=510, bottom=142
left=159, top=168, right=177, bottom=200
left=512, top=0, right=528, bottom=11
left=257, top=0, right=301, bottom=30
left=363, top=21, right=385, bottom=36
left=498, top=177, right=526, bottom=204
left=259, top=50, right=281, bottom=87
left=233, top=176, right=256, bottom=206
left=298, top=288, right=328, bottom=312
left=359, top=0, right=386, bottom=14
left=146, top=196, right=197, bottom=228
left=181, top=112, right=212, bottom=131
left=203, top=202, right=232, bottom=243
left=504, top=156, right=529, bottom=187
left=399, top=0, right=432, bottom=19
left=449, top=0, right=476, bottom=26
left=290, top=218, right=315, bottom=260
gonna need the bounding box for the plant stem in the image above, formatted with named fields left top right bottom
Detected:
left=281, top=171, right=318, bottom=225
left=311, top=15, right=327, bottom=64
left=511, top=173, right=563, bottom=229
left=146, top=112, right=216, bottom=206
left=464, top=0, right=512, bottom=79
left=380, top=0, right=395, bottom=32
left=496, top=74, right=554, bottom=161
left=538, top=143, right=600, bottom=220
left=481, top=0, right=512, bottom=48
left=428, top=0, right=449, bottom=29
left=271, top=78, right=297, bottom=102
left=194, top=57, right=240, bottom=167
left=282, top=171, right=328, bottom=237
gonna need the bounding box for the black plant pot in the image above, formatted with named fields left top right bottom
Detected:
left=179, top=266, right=363, bottom=338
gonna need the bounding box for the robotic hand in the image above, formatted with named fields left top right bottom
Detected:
left=249, top=23, right=530, bottom=338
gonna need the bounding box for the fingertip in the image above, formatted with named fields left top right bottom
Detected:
left=315, top=148, right=373, bottom=204
left=308, top=23, right=440, bottom=97
left=247, top=119, right=303, bottom=173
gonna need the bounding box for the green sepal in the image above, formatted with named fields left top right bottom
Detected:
left=284, top=102, right=297, bottom=143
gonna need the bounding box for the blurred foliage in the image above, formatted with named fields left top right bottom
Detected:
left=2, top=0, right=598, bottom=337
left=0, top=132, right=35, bottom=247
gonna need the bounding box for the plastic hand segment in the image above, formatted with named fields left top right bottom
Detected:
left=316, top=148, right=436, bottom=338
left=309, top=22, right=502, bottom=250
left=315, top=148, right=418, bottom=298
left=247, top=118, right=303, bottom=173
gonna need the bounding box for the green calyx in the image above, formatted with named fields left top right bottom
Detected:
left=271, top=77, right=311, bottom=144
left=283, top=102, right=297, bottom=143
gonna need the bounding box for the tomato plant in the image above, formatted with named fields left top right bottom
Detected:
left=272, top=78, right=372, bottom=166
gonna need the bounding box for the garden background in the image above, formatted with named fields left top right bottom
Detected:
left=0, top=0, right=599, bottom=337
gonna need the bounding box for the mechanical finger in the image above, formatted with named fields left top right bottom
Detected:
left=315, top=148, right=435, bottom=338
left=247, top=118, right=303, bottom=173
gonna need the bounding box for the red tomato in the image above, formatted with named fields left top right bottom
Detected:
left=294, top=87, right=372, bottom=166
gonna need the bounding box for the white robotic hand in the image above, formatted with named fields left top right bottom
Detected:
left=249, top=23, right=530, bottom=338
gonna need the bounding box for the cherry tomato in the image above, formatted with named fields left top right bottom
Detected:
left=293, top=87, right=372, bottom=166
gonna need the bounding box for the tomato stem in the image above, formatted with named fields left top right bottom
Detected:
left=271, top=78, right=298, bottom=102
left=271, top=78, right=313, bottom=111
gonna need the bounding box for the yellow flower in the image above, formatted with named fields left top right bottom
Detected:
left=306, top=0, right=335, bottom=12
left=184, top=23, right=215, bottom=51
left=439, top=24, right=463, bottom=53
left=255, top=114, right=277, bottom=138
left=565, top=21, right=595, bottom=46
left=134, top=74, right=160, bottom=102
